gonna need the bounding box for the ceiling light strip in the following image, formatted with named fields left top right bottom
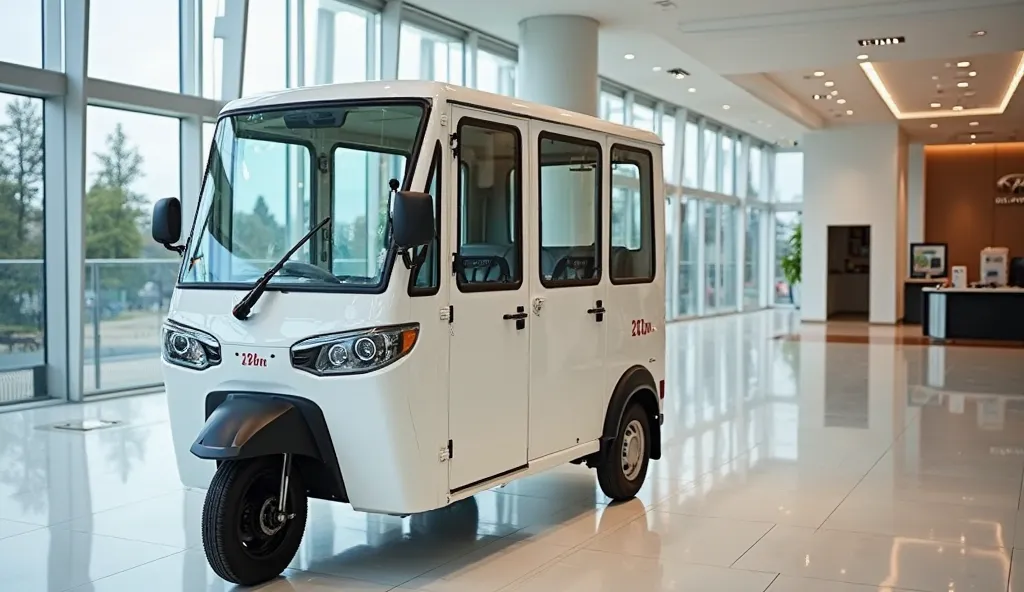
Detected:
left=860, top=62, right=903, bottom=117
left=998, top=53, right=1024, bottom=112
left=859, top=52, right=1024, bottom=120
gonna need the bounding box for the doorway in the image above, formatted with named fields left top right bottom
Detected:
left=826, top=225, right=870, bottom=320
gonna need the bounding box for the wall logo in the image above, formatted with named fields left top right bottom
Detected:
left=995, top=173, right=1024, bottom=205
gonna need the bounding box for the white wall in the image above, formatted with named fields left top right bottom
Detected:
left=802, top=124, right=905, bottom=324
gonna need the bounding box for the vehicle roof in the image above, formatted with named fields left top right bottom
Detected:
left=222, top=80, right=663, bottom=147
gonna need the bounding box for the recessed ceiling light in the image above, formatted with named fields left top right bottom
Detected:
left=824, top=80, right=835, bottom=87
left=968, top=71, right=977, bottom=77
left=624, top=53, right=635, bottom=60
left=953, top=105, right=964, bottom=111
left=837, top=98, right=847, bottom=104
left=970, top=134, right=977, bottom=139
left=972, top=30, right=986, bottom=37
left=930, top=102, right=942, bottom=108
left=831, top=90, right=839, bottom=96
left=857, top=54, right=869, bottom=60
left=688, top=87, right=696, bottom=93
left=846, top=110, right=854, bottom=115
left=932, top=75, right=940, bottom=81
left=652, top=66, right=662, bottom=72
left=957, top=61, right=971, bottom=68
left=958, top=82, right=969, bottom=88
left=813, top=94, right=824, bottom=100
left=930, top=123, right=938, bottom=128
left=814, top=71, right=825, bottom=77
left=969, top=121, right=979, bottom=126
left=722, top=105, right=731, bottom=110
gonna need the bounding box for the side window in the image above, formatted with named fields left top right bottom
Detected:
left=538, top=133, right=601, bottom=286
left=411, top=141, right=441, bottom=294
left=610, top=145, right=655, bottom=283
left=456, top=120, right=522, bottom=290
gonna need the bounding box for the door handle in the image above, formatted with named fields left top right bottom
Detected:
left=587, top=300, right=605, bottom=323
left=503, top=306, right=527, bottom=330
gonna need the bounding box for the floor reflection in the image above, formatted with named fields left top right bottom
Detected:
left=1, top=310, right=1023, bottom=591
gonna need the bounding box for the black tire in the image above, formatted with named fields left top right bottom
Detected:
left=596, top=403, right=651, bottom=501
left=202, top=457, right=308, bottom=586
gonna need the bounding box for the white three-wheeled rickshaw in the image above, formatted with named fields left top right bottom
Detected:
left=151, top=81, right=666, bottom=586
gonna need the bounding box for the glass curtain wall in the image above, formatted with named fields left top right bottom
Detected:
left=0, top=0, right=799, bottom=406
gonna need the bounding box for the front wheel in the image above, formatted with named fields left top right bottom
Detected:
left=202, top=457, right=308, bottom=586
left=596, top=404, right=651, bottom=501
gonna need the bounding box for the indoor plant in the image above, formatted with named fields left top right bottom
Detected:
left=780, top=223, right=802, bottom=308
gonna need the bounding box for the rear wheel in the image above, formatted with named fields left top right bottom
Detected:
left=596, top=404, right=651, bottom=501
left=202, top=457, right=307, bottom=586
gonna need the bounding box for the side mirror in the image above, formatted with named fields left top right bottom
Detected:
left=392, top=191, right=434, bottom=249
left=152, top=197, right=184, bottom=254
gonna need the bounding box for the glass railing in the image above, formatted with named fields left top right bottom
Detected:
left=1, top=256, right=380, bottom=398
left=82, top=258, right=181, bottom=394
left=0, top=258, right=181, bottom=397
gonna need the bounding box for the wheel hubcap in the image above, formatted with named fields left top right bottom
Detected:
left=258, top=497, right=284, bottom=536
left=236, top=469, right=290, bottom=558
left=621, top=419, right=645, bottom=481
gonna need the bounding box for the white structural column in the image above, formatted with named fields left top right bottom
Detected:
left=906, top=143, right=926, bottom=245
left=517, top=15, right=599, bottom=116
left=380, top=0, right=402, bottom=80
left=802, top=124, right=908, bottom=324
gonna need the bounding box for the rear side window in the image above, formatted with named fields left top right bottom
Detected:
left=610, top=145, right=655, bottom=283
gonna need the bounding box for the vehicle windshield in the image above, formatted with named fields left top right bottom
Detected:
left=180, top=102, right=426, bottom=289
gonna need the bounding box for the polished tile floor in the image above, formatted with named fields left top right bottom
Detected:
left=2, top=310, right=1024, bottom=591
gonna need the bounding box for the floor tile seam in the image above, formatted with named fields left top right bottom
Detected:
left=813, top=412, right=917, bottom=533
left=813, top=524, right=1012, bottom=551
left=0, top=515, right=51, bottom=528
left=581, top=545, right=784, bottom=577
left=764, top=572, right=933, bottom=592
left=833, top=493, right=1024, bottom=517
left=0, top=523, right=46, bottom=541
left=1008, top=547, right=1016, bottom=592
left=729, top=522, right=776, bottom=568
left=760, top=573, right=780, bottom=592
left=640, top=506, right=782, bottom=529
left=266, top=564, right=403, bottom=590
left=40, top=523, right=192, bottom=551
left=487, top=503, right=668, bottom=592
left=71, top=487, right=194, bottom=522
left=61, top=547, right=188, bottom=592
left=1017, top=462, right=1024, bottom=511
left=381, top=528, right=575, bottom=591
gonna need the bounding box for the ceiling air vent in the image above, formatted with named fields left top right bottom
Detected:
left=667, top=67, right=690, bottom=79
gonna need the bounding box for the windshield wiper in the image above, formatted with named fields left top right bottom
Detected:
left=232, top=217, right=331, bottom=321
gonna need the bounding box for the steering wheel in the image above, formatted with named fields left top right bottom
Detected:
left=456, top=255, right=511, bottom=283
left=552, top=255, right=596, bottom=281
left=280, top=261, right=343, bottom=284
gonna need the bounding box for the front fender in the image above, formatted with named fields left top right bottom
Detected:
left=191, top=394, right=319, bottom=460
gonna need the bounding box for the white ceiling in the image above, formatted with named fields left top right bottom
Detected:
left=409, top=0, right=1024, bottom=145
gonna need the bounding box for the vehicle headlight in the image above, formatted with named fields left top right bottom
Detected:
left=161, top=321, right=221, bottom=370
left=291, top=324, right=419, bottom=376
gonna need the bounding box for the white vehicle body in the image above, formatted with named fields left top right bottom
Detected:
left=163, top=81, right=665, bottom=517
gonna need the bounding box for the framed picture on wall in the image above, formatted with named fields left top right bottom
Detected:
left=910, top=242, right=948, bottom=278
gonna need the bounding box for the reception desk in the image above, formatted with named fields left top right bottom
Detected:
left=923, top=287, right=1024, bottom=342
